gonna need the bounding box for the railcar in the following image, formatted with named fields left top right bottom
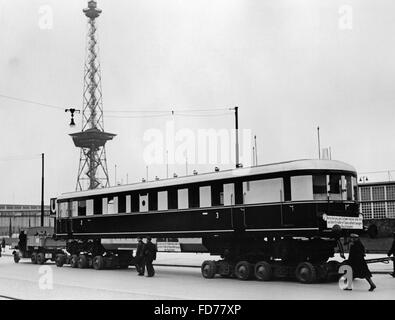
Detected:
left=51, top=159, right=363, bottom=283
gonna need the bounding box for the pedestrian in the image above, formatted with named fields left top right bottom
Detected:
left=18, top=230, right=27, bottom=253
left=387, top=232, right=395, bottom=277
left=1, top=238, right=5, bottom=252
left=347, top=233, right=376, bottom=291
left=135, top=237, right=145, bottom=276
left=143, top=236, right=157, bottom=277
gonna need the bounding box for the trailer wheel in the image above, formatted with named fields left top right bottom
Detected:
left=55, top=254, right=65, bottom=267
left=234, top=261, right=253, bottom=280
left=37, top=253, right=46, bottom=265
left=295, top=262, right=317, bottom=284
left=92, top=256, right=104, bottom=270
left=31, top=252, right=38, bottom=264
left=201, top=260, right=217, bottom=279
left=70, top=254, right=79, bottom=268
left=13, top=252, right=21, bottom=263
left=78, top=255, right=88, bottom=269
left=255, top=261, right=273, bottom=281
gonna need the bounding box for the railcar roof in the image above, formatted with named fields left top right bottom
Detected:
left=57, top=159, right=356, bottom=200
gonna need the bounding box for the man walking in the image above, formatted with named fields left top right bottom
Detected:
left=135, top=237, right=145, bottom=276
left=143, top=237, right=157, bottom=277
left=387, top=232, right=395, bottom=277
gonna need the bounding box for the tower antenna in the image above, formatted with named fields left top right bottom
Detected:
left=70, top=0, right=116, bottom=190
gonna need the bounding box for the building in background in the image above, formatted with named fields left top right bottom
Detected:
left=0, top=204, right=52, bottom=237
left=359, top=181, right=395, bottom=237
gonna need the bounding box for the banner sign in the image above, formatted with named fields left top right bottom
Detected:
left=326, top=215, right=363, bottom=230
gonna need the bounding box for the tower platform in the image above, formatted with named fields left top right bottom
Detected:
left=70, top=128, right=116, bottom=149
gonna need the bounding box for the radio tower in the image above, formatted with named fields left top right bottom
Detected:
left=70, top=0, right=116, bottom=191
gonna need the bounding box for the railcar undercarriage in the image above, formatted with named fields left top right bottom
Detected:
left=201, top=235, right=343, bottom=283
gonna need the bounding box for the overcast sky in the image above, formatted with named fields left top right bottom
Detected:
left=1, top=0, right=395, bottom=204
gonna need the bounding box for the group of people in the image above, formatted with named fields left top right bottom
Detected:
left=134, top=236, right=158, bottom=277
left=345, top=231, right=395, bottom=291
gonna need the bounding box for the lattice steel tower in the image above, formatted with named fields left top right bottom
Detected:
left=70, top=0, right=115, bottom=191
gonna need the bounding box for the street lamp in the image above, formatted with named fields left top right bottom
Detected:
left=65, top=108, right=81, bottom=127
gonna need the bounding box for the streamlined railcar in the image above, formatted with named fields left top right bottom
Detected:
left=51, top=159, right=363, bottom=282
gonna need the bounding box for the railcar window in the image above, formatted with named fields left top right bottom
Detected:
left=126, top=195, right=131, bottom=213
left=71, top=201, right=78, bottom=217
left=352, top=177, right=358, bottom=201
left=178, top=188, right=189, bottom=209
left=158, top=191, right=168, bottom=210
left=59, top=202, right=69, bottom=218
left=86, top=200, right=94, bottom=216
left=328, top=174, right=342, bottom=200
left=243, top=178, right=284, bottom=204
left=223, top=183, right=235, bottom=205
left=102, top=198, right=108, bottom=214
left=199, top=186, right=212, bottom=207
left=313, top=175, right=328, bottom=200
left=346, top=176, right=352, bottom=200
left=290, top=176, right=313, bottom=201
left=78, top=200, right=86, bottom=216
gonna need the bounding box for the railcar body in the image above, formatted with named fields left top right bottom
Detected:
left=54, top=159, right=361, bottom=240
left=51, top=159, right=363, bottom=282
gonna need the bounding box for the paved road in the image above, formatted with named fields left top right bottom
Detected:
left=0, top=255, right=394, bottom=300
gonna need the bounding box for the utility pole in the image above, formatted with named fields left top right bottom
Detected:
left=41, top=153, right=44, bottom=227
left=166, top=150, right=169, bottom=178
left=317, top=126, right=321, bottom=159
left=234, top=106, right=240, bottom=168
left=254, top=135, right=258, bottom=166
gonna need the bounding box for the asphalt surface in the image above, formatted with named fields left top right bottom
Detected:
left=0, top=252, right=394, bottom=300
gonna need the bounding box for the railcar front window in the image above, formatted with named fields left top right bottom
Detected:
left=313, top=175, right=328, bottom=200
left=328, top=174, right=341, bottom=200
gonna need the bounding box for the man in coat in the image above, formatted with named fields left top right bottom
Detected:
left=348, top=233, right=376, bottom=291
left=18, top=230, right=27, bottom=253
left=135, top=237, right=145, bottom=276
left=387, top=232, right=395, bottom=277
left=143, top=237, right=157, bottom=277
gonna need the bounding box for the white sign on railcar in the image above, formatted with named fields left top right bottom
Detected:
left=326, top=215, right=363, bottom=230
left=157, top=242, right=182, bottom=252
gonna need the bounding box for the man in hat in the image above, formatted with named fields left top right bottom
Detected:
left=135, top=237, right=145, bottom=276
left=347, top=233, right=376, bottom=291
left=143, top=237, right=157, bottom=277
left=387, top=232, right=395, bottom=277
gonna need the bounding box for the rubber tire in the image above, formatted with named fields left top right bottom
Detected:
left=70, top=254, right=79, bottom=268
left=255, top=261, right=273, bottom=281
left=201, top=260, right=217, bottom=279
left=92, top=256, right=105, bottom=270
left=36, top=253, right=46, bottom=265
left=78, top=255, right=88, bottom=269
left=31, top=252, right=38, bottom=264
left=234, top=261, right=253, bottom=280
left=295, top=262, right=317, bottom=284
left=13, top=252, right=20, bottom=263
left=55, top=254, right=65, bottom=267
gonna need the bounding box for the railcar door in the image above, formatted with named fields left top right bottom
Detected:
left=231, top=207, right=246, bottom=232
